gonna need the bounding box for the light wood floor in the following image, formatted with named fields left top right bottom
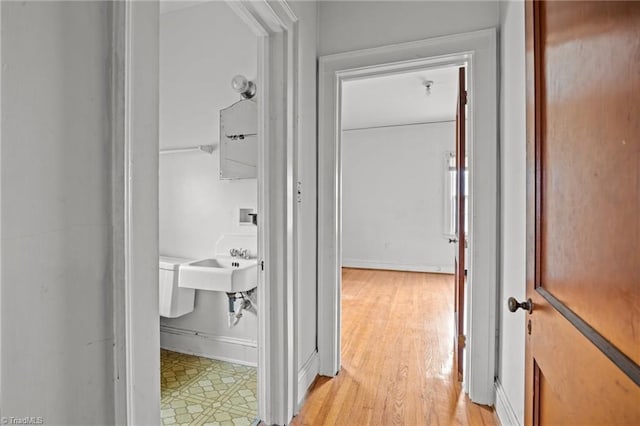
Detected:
left=291, top=268, right=497, bottom=426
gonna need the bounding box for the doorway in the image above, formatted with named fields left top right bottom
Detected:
left=112, top=1, right=300, bottom=424
left=324, top=64, right=486, bottom=421
left=157, top=2, right=259, bottom=424
left=340, top=61, right=468, bottom=379
left=317, top=29, right=498, bottom=405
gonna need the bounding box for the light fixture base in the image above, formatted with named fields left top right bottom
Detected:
left=240, top=81, right=256, bottom=99
left=423, top=80, right=434, bottom=95
left=231, top=74, right=257, bottom=100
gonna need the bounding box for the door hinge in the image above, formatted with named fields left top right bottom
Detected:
left=296, top=181, right=302, bottom=203
left=462, top=90, right=468, bottom=105
left=260, top=260, right=264, bottom=271
left=458, top=334, right=466, bottom=349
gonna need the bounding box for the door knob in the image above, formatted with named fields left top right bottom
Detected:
left=507, top=297, right=533, bottom=314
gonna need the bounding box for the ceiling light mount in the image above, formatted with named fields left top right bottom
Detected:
left=423, top=80, right=434, bottom=95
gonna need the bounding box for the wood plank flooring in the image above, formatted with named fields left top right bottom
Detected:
left=291, top=268, right=496, bottom=426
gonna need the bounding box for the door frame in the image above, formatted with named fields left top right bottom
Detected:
left=111, top=1, right=300, bottom=424
left=317, top=28, right=498, bottom=404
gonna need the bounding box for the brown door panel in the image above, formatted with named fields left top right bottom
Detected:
left=528, top=295, right=640, bottom=425
left=538, top=0, right=640, bottom=366
left=525, top=1, right=640, bottom=424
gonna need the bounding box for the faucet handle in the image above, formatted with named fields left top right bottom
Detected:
left=229, top=248, right=238, bottom=257
left=239, top=248, right=249, bottom=259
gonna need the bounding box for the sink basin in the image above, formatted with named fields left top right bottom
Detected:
left=178, top=256, right=258, bottom=293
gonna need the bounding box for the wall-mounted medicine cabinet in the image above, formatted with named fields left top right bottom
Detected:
left=220, top=99, right=257, bottom=179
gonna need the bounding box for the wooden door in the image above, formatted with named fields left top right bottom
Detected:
left=454, top=67, right=467, bottom=381
left=522, top=1, right=640, bottom=424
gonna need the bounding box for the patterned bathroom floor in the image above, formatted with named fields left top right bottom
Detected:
left=160, top=349, right=257, bottom=426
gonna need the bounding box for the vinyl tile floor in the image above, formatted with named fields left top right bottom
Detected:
left=160, top=349, right=257, bottom=426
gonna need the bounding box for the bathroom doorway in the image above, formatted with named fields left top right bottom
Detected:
left=158, top=2, right=260, bottom=424
left=112, top=1, right=300, bottom=425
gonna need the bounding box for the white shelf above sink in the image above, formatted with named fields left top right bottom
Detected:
left=178, top=256, right=258, bottom=293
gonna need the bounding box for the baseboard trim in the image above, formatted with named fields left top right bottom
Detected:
left=342, top=258, right=454, bottom=274
left=297, top=351, right=319, bottom=410
left=495, top=381, right=520, bottom=426
left=160, top=325, right=257, bottom=367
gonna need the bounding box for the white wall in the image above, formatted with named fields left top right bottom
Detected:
left=319, top=1, right=499, bottom=56
left=497, top=1, right=526, bottom=424
left=341, top=122, right=455, bottom=273
left=1, top=2, right=114, bottom=423
left=158, top=2, right=258, bottom=361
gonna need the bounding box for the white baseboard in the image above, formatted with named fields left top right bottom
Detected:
left=160, top=325, right=257, bottom=367
left=495, top=381, right=520, bottom=426
left=297, top=351, right=319, bottom=410
left=342, top=258, right=454, bottom=274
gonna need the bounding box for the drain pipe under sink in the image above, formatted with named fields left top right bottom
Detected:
left=226, top=290, right=256, bottom=328
left=226, top=292, right=236, bottom=328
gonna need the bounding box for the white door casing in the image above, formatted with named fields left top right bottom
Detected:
left=317, top=28, right=498, bottom=405
left=111, top=1, right=300, bottom=424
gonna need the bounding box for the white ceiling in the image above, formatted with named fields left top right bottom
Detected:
left=341, top=65, right=460, bottom=130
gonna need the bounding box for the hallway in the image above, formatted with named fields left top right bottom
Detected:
left=292, top=269, right=496, bottom=425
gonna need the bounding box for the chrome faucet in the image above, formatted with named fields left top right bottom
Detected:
left=229, top=248, right=250, bottom=259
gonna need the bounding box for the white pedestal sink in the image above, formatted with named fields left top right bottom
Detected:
left=178, top=256, right=258, bottom=293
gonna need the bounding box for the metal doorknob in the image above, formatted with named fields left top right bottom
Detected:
left=508, top=297, right=533, bottom=314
